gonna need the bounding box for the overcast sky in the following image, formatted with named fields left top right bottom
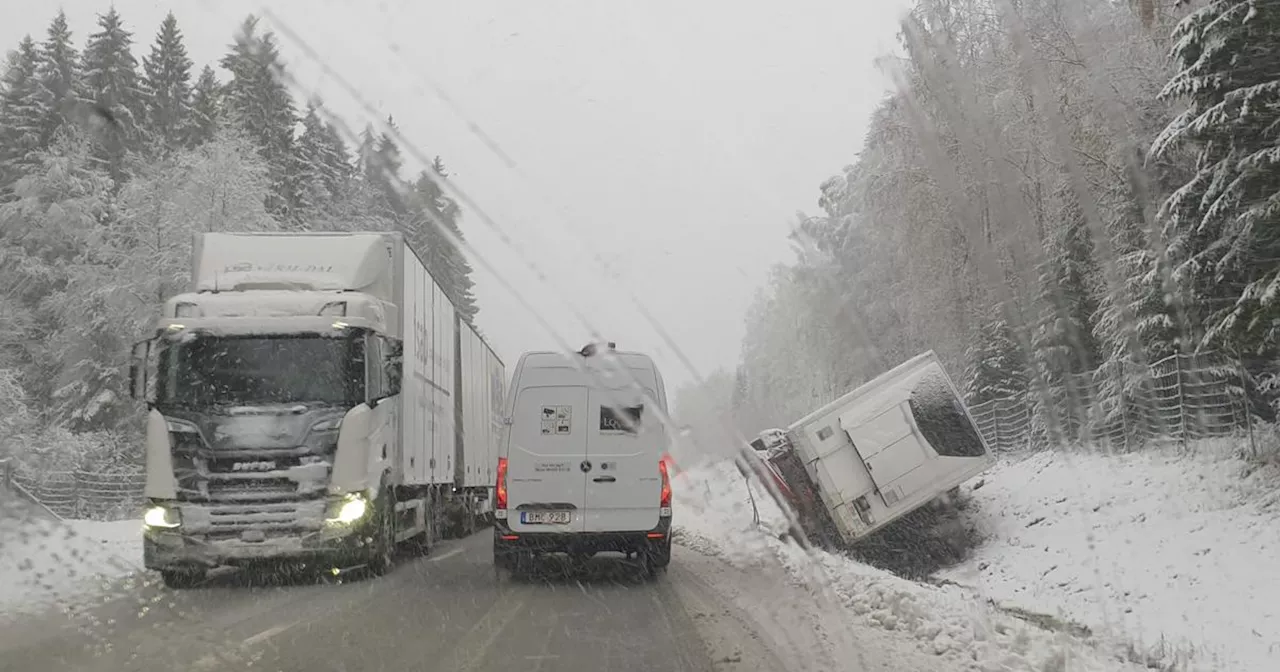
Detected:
left=2, top=0, right=910, bottom=391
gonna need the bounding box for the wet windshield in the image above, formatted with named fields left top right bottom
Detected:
left=2, top=2, right=1278, bottom=672
left=158, top=334, right=364, bottom=408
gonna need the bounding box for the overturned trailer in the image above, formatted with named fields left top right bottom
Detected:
left=748, top=351, right=994, bottom=551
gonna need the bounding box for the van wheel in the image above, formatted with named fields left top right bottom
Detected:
left=648, top=537, right=672, bottom=569
left=639, top=550, right=661, bottom=581
left=503, top=551, right=533, bottom=581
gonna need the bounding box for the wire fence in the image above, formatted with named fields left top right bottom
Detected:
left=3, top=464, right=145, bottom=521
left=968, top=351, right=1257, bottom=453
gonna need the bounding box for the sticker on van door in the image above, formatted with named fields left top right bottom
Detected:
left=541, top=405, right=573, bottom=435
left=600, top=404, right=643, bottom=433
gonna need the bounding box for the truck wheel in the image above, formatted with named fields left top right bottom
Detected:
left=403, top=499, right=432, bottom=557
left=160, top=568, right=206, bottom=590
left=367, top=494, right=396, bottom=576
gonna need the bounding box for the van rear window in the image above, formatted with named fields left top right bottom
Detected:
left=600, top=404, right=643, bottom=433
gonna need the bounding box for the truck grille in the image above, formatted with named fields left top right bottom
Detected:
left=206, top=477, right=297, bottom=500
left=184, top=500, right=328, bottom=536
left=174, top=446, right=330, bottom=505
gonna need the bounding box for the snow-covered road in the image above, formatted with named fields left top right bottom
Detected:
left=3, top=443, right=1276, bottom=671
left=0, top=492, right=142, bottom=623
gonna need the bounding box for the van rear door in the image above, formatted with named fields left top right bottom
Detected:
left=582, top=387, right=663, bottom=533
left=506, top=385, right=588, bottom=533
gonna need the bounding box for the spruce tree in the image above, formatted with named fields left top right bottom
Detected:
left=962, top=307, right=1028, bottom=405
left=34, top=11, right=82, bottom=148
left=0, top=36, right=43, bottom=188
left=81, top=8, right=145, bottom=179
left=293, top=101, right=353, bottom=219
left=1153, top=0, right=1280, bottom=360
left=141, top=12, right=194, bottom=149
left=410, top=165, right=477, bottom=322
left=189, top=65, right=221, bottom=146
left=219, top=16, right=299, bottom=218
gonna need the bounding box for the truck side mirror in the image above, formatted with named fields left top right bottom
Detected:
left=384, top=340, right=403, bottom=397
left=129, top=338, right=156, bottom=404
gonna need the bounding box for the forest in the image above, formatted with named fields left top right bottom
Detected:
left=680, top=0, right=1280, bottom=450
left=0, top=10, right=478, bottom=473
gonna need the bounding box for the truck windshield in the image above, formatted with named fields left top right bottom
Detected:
left=156, top=333, right=364, bottom=408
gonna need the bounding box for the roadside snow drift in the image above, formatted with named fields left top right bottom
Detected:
left=673, top=459, right=1150, bottom=672
left=939, top=442, right=1280, bottom=672
left=0, top=503, right=143, bottom=620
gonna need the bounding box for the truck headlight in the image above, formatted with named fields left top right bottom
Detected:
left=144, top=504, right=181, bottom=529
left=325, top=493, right=368, bottom=524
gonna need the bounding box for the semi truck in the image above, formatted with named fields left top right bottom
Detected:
left=745, top=351, right=994, bottom=552
left=127, top=231, right=505, bottom=588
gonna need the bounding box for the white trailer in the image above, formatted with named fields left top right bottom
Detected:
left=129, top=231, right=504, bottom=587
left=754, top=351, right=994, bottom=548
left=452, top=320, right=507, bottom=533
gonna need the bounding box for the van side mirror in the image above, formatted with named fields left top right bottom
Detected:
left=384, top=340, right=403, bottom=397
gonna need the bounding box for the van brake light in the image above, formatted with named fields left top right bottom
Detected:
left=659, top=458, right=672, bottom=509
left=496, top=457, right=508, bottom=510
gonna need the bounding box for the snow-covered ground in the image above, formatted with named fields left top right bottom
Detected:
left=939, top=441, right=1280, bottom=672
left=672, top=458, right=1155, bottom=672
left=0, top=495, right=143, bottom=622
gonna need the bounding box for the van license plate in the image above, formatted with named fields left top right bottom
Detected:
left=521, top=511, right=571, bottom=525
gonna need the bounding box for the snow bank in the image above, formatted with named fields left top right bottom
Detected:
left=673, top=459, right=1148, bottom=672
left=0, top=509, right=144, bottom=621
left=939, top=441, right=1280, bottom=672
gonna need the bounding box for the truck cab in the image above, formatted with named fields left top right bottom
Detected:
left=130, top=233, right=407, bottom=587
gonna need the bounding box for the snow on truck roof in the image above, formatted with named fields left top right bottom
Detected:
left=192, top=231, right=396, bottom=298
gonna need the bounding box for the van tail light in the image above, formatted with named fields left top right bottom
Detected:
left=659, top=458, right=672, bottom=510
left=496, top=457, right=508, bottom=510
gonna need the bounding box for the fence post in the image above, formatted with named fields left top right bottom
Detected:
left=1235, top=352, right=1258, bottom=459
left=1120, top=397, right=1129, bottom=452
left=992, top=400, right=1002, bottom=452
left=1175, top=353, right=1188, bottom=449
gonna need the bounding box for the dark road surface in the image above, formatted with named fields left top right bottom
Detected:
left=0, top=530, right=796, bottom=672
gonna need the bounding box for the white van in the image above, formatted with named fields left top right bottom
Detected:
left=493, top=343, right=673, bottom=576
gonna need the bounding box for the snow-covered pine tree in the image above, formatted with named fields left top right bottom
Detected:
left=0, top=129, right=115, bottom=427
left=188, top=65, right=221, bottom=146
left=0, top=36, right=43, bottom=189
left=81, top=8, right=146, bottom=180
left=409, top=162, right=478, bottom=323
left=141, top=12, right=194, bottom=150
left=219, top=16, right=299, bottom=218
left=1153, top=0, right=1280, bottom=363
left=360, top=119, right=408, bottom=216
left=34, top=11, right=83, bottom=149
left=292, top=100, right=357, bottom=226
left=962, top=305, right=1028, bottom=406
left=1028, top=194, right=1101, bottom=441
